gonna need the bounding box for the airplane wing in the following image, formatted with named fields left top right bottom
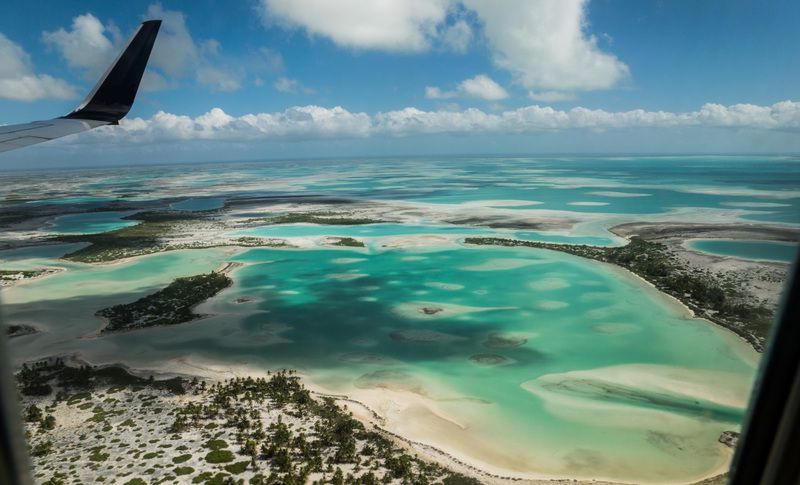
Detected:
left=0, top=20, right=161, bottom=154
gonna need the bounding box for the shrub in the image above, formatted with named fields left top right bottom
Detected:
left=174, top=466, right=194, bottom=476
left=205, top=449, right=234, bottom=464
left=224, top=461, right=249, bottom=474
left=172, top=453, right=192, bottom=464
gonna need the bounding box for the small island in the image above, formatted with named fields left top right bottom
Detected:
left=259, top=212, right=386, bottom=226
left=326, top=237, right=366, bottom=248
left=1, top=268, right=61, bottom=287
left=6, top=324, right=38, bottom=338
left=96, top=272, right=232, bottom=333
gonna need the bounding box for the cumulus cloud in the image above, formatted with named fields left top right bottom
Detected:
left=258, top=0, right=460, bottom=53
left=76, top=100, right=800, bottom=145
left=462, top=0, right=628, bottom=92
left=0, top=32, right=78, bottom=101
left=458, top=74, right=508, bottom=100
left=38, top=6, right=243, bottom=93
left=42, top=13, right=119, bottom=79
left=426, top=74, right=508, bottom=101
left=258, top=0, right=628, bottom=95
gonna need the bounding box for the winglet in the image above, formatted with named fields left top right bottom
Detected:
left=62, top=20, right=161, bottom=124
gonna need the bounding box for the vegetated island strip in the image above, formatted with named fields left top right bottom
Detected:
left=326, top=237, right=366, bottom=248
left=464, top=236, right=773, bottom=352
left=18, top=359, right=481, bottom=485
left=96, top=271, right=232, bottom=333
left=0, top=268, right=62, bottom=287
left=51, top=210, right=290, bottom=263
left=6, top=324, right=38, bottom=338
left=243, top=212, right=387, bottom=226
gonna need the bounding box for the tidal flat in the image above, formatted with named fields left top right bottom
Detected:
left=2, top=156, right=799, bottom=484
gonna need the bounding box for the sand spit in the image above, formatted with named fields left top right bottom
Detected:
left=392, top=301, right=516, bottom=319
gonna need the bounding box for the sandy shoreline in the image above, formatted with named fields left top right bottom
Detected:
left=34, top=351, right=731, bottom=485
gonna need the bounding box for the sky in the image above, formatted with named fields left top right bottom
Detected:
left=0, top=0, right=799, bottom=168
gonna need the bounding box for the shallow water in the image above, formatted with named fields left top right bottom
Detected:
left=688, top=239, right=797, bottom=263
left=2, top=244, right=758, bottom=483
left=46, top=211, right=139, bottom=234
left=3, top=155, right=798, bottom=483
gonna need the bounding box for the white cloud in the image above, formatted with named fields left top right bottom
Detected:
left=426, top=74, right=508, bottom=101
left=74, top=100, right=800, bottom=145
left=440, top=19, right=472, bottom=53
left=458, top=74, right=508, bottom=100
left=257, top=0, right=629, bottom=94
left=38, top=6, right=243, bottom=94
left=425, top=86, right=457, bottom=100
left=258, top=0, right=452, bottom=52
left=528, top=91, right=576, bottom=103
left=461, top=0, right=628, bottom=92
left=146, top=4, right=201, bottom=78
left=42, top=13, right=118, bottom=78
left=147, top=4, right=244, bottom=92
left=0, top=32, right=77, bottom=101
left=274, top=76, right=315, bottom=94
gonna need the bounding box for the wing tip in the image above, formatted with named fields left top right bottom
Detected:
left=62, top=19, right=162, bottom=124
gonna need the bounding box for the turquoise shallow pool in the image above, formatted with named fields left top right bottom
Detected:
left=688, top=239, right=797, bottom=262
left=46, top=211, right=139, bottom=234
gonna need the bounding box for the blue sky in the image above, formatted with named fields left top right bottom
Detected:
left=1, top=0, right=799, bottom=167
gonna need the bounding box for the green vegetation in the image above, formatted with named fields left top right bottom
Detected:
left=31, top=441, right=53, bottom=457
left=205, top=439, right=229, bottom=451
left=465, top=236, right=773, bottom=350
left=19, top=359, right=485, bottom=484
left=48, top=210, right=381, bottom=262
left=204, top=449, right=234, bottom=464
left=265, top=212, right=384, bottom=225
left=97, top=272, right=232, bottom=333
left=6, top=324, right=38, bottom=338
left=88, top=446, right=110, bottom=462
left=1, top=269, right=51, bottom=283
left=25, top=404, right=43, bottom=422
left=327, top=237, right=366, bottom=248
left=223, top=460, right=249, bottom=474
left=234, top=236, right=290, bottom=247
left=52, top=213, right=198, bottom=262
left=15, top=359, right=186, bottom=398
left=174, top=466, right=195, bottom=476
left=172, top=453, right=192, bottom=464
left=168, top=370, right=478, bottom=484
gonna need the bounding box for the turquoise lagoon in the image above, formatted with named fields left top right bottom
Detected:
left=688, top=239, right=797, bottom=263
left=3, top=156, right=799, bottom=482
left=46, top=210, right=139, bottom=234
left=2, top=244, right=758, bottom=483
